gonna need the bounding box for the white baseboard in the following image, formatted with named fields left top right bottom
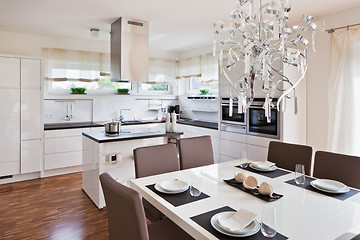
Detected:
left=0, top=172, right=41, bottom=185
left=42, top=165, right=82, bottom=178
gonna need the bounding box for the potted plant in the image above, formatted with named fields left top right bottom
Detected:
left=199, top=89, right=210, bottom=95
left=116, top=88, right=130, bottom=95
left=70, top=87, right=87, bottom=94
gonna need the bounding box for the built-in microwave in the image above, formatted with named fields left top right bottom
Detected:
left=247, top=99, right=280, bottom=139
left=221, top=98, right=246, bottom=126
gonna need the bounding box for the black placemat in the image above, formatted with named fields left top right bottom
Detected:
left=285, top=176, right=360, bottom=201
left=224, top=178, right=283, bottom=202
left=236, top=165, right=291, bottom=178
left=146, top=184, right=210, bottom=207
left=190, top=206, right=288, bottom=240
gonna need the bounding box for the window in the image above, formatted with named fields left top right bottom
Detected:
left=188, top=77, right=218, bottom=95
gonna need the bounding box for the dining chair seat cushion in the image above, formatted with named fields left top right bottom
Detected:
left=148, top=218, right=194, bottom=240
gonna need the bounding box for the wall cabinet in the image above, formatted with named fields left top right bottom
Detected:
left=0, top=56, right=41, bottom=176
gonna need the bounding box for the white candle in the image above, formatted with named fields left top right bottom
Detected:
left=229, top=97, right=233, bottom=117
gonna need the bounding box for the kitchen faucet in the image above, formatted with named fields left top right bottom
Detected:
left=119, top=108, right=130, bottom=133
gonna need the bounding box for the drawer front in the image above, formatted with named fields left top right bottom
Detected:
left=246, top=144, right=269, bottom=162
left=246, top=135, right=273, bottom=148
left=220, top=139, right=246, bottom=159
left=220, top=131, right=247, bottom=143
left=44, top=136, right=82, bottom=154
left=44, top=151, right=82, bottom=170
left=220, top=155, right=237, bottom=163
left=191, top=126, right=220, bottom=138
left=44, top=128, right=91, bottom=139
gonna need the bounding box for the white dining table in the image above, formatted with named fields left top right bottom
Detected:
left=130, top=160, right=360, bottom=240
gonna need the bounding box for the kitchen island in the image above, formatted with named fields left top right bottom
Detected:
left=81, top=126, right=182, bottom=209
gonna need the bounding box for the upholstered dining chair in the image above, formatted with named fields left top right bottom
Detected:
left=133, top=143, right=180, bottom=222
left=267, top=141, right=313, bottom=175
left=313, top=151, right=360, bottom=189
left=178, top=135, right=214, bottom=170
left=99, top=173, right=193, bottom=240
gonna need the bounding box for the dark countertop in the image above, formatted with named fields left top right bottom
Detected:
left=177, top=119, right=218, bottom=130
left=44, top=120, right=165, bottom=131
left=44, top=119, right=218, bottom=131
left=82, top=127, right=183, bottom=143
left=44, top=122, right=103, bottom=130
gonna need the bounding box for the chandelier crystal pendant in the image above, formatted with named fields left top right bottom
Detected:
left=214, top=0, right=316, bottom=122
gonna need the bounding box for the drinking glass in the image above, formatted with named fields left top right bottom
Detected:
left=294, top=164, right=305, bottom=185
left=261, top=206, right=278, bottom=238
left=190, top=173, right=201, bottom=197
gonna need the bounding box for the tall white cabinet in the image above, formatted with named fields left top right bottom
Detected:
left=0, top=56, right=42, bottom=176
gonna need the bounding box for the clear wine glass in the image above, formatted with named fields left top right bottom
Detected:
left=190, top=173, right=201, bottom=197
left=261, top=206, right=278, bottom=238
left=295, top=164, right=305, bottom=185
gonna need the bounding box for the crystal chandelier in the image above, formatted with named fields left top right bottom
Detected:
left=214, top=0, right=316, bottom=122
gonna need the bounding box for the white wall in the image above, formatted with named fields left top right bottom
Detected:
left=306, top=6, right=360, bottom=152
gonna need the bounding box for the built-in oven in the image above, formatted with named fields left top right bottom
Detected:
left=221, top=98, right=246, bottom=125
left=221, top=98, right=247, bottom=134
left=247, top=99, right=280, bottom=139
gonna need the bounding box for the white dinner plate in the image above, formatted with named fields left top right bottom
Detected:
left=154, top=182, right=188, bottom=194
left=159, top=179, right=189, bottom=192
left=210, top=212, right=260, bottom=237
left=310, top=179, right=350, bottom=194
left=249, top=163, right=277, bottom=172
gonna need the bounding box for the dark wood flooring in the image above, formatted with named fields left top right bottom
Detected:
left=0, top=173, right=109, bottom=240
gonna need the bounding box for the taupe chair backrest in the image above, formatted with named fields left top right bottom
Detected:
left=99, top=173, right=149, bottom=240
left=133, top=143, right=180, bottom=178
left=178, top=136, right=214, bottom=170
left=313, top=151, right=360, bottom=189
left=267, top=141, right=313, bottom=175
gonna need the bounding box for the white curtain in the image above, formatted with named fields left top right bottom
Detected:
left=176, top=56, right=202, bottom=79
left=148, top=58, right=177, bottom=83
left=43, top=48, right=110, bottom=82
left=201, top=53, right=218, bottom=82
left=328, top=28, right=360, bottom=156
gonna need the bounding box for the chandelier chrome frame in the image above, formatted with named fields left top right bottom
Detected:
left=214, top=0, right=316, bottom=122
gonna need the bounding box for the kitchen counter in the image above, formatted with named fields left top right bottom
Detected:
left=82, top=127, right=182, bottom=143
left=44, top=120, right=165, bottom=131
left=177, top=119, right=218, bottom=130
left=82, top=126, right=182, bottom=208
left=44, top=119, right=218, bottom=131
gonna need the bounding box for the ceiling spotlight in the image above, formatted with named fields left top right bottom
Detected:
left=90, top=28, right=100, bottom=37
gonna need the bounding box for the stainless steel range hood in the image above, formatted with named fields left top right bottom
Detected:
left=111, top=17, right=149, bottom=82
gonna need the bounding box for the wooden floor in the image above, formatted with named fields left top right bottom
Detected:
left=0, top=173, right=109, bottom=240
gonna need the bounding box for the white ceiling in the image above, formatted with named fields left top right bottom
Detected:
left=0, top=0, right=359, bottom=55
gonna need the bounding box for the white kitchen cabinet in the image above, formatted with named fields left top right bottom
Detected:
left=0, top=89, right=20, bottom=175
left=177, top=123, right=221, bottom=163
left=0, top=57, right=20, bottom=88
left=220, top=129, right=275, bottom=163
left=44, top=151, right=82, bottom=170
left=0, top=56, right=42, bottom=177
left=21, top=89, right=41, bottom=140
left=44, top=127, right=90, bottom=171
left=246, top=144, right=269, bottom=162
left=220, top=154, right=237, bottom=163
left=21, top=59, right=41, bottom=89
left=220, top=139, right=247, bottom=159
left=21, top=140, right=41, bottom=173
